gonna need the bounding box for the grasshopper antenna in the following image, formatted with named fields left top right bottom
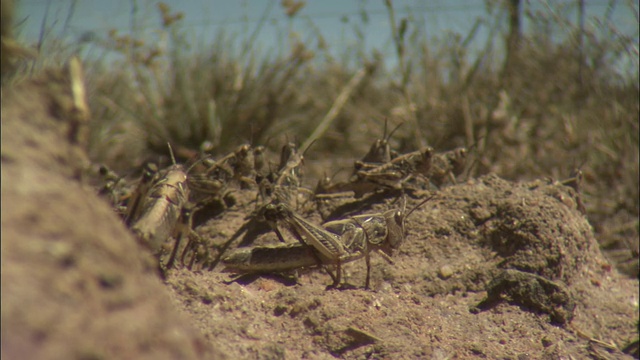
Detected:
left=462, top=135, right=486, bottom=179
left=464, top=158, right=479, bottom=181
left=329, top=167, right=350, bottom=182
left=382, top=117, right=389, bottom=141
left=404, top=194, right=436, bottom=222
left=186, top=153, right=213, bottom=175
left=301, top=138, right=318, bottom=158
left=385, top=121, right=404, bottom=143
left=167, top=142, right=177, bottom=166
left=466, top=134, right=486, bottom=153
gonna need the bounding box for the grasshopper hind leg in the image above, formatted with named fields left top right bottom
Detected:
left=165, top=234, right=183, bottom=270
left=324, top=261, right=342, bottom=289
left=322, top=265, right=340, bottom=289
left=364, top=252, right=372, bottom=290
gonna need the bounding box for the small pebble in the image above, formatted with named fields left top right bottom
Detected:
left=438, top=264, right=454, bottom=279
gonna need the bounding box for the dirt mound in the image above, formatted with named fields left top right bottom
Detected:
left=165, top=173, right=637, bottom=359
left=2, top=74, right=217, bottom=359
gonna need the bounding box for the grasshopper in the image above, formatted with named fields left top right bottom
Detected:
left=96, top=164, right=129, bottom=211
left=428, top=147, right=468, bottom=187
left=315, top=146, right=434, bottom=199
left=164, top=190, right=223, bottom=272
left=188, top=144, right=267, bottom=209
left=315, top=122, right=404, bottom=198
left=130, top=160, right=189, bottom=254
left=562, top=168, right=586, bottom=215
left=239, top=196, right=433, bottom=289
left=257, top=142, right=309, bottom=210
left=187, top=165, right=229, bottom=211
left=358, top=119, right=403, bottom=166
left=348, top=146, right=435, bottom=197
left=129, top=145, right=210, bottom=256
left=230, top=144, right=257, bottom=189
left=248, top=201, right=360, bottom=287
left=314, top=170, right=358, bottom=197
left=200, top=144, right=259, bottom=189
left=276, top=142, right=305, bottom=187
left=188, top=174, right=227, bottom=202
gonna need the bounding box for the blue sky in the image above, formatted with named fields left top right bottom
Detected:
left=14, top=0, right=639, bottom=73
left=16, top=1, right=492, bottom=41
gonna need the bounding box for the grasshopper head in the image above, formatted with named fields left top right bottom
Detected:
left=162, top=165, right=190, bottom=200
left=279, top=143, right=298, bottom=169
left=385, top=195, right=435, bottom=251
left=362, top=139, right=390, bottom=163
left=315, top=174, right=332, bottom=194
left=415, top=146, right=434, bottom=176
left=450, top=147, right=468, bottom=176
left=236, top=144, right=251, bottom=155
left=362, top=120, right=403, bottom=164
left=234, top=144, right=253, bottom=164
left=253, top=145, right=266, bottom=172
left=261, top=202, right=292, bottom=222
left=253, top=145, right=265, bottom=155
left=385, top=209, right=405, bottom=250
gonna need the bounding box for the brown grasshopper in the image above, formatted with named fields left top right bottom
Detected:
left=257, top=142, right=309, bottom=210
left=187, top=169, right=229, bottom=211
left=96, top=164, right=129, bottom=212
left=277, top=142, right=307, bottom=186
left=315, top=122, right=404, bottom=198
left=358, top=119, right=403, bottom=166
left=236, top=196, right=433, bottom=289
left=130, top=161, right=189, bottom=254
left=315, top=147, right=434, bottom=199
left=427, top=147, right=468, bottom=187
left=348, top=146, right=435, bottom=197
left=128, top=145, right=210, bottom=256
left=314, top=169, right=357, bottom=196
left=187, top=144, right=268, bottom=210
left=199, top=144, right=259, bottom=189
left=255, top=141, right=321, bottom=255
left=230, top=144, right=257, bottom=189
